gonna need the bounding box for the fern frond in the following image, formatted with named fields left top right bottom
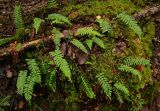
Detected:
left=47, top=0, right=57, bottom=9
left=48, top=70, right=56, bottom=92
left=96, top=19, right=112, bottom=33
left=114, top=82, right=129, bottom=96
left=113, top=88, right=123, bottom=103
left=33, top=17, right=43, bottom=34
left=80, top=75, right=96, bottom=99
left=85, top=39, right=93, bottom=50
left=123, top=57, right=151, bottom=66
left=92, top=37, right=105, bottom=49
left=24, top=75, right=35, bottom=101
left=96, top=73, right=112, bottom=99
left=13, top=4, right=24, bottom=29
left=17, top=70, right=27, bottom=95
left=76, top=27, right=104, bottom=37
left=118, top=64, right=141, bottom=80
left=52, top=28, right=63, bottom=47
left=26, top=59, right=41, bottom=83
left=71, top=39, right=88, bottom=53
left=47, top=13, right=72, bottom=25
left=0, top=96, right=10, bottom=107
left=117, top=13, right=143, bottom=37
left=49, top=49, right=72, bottom=81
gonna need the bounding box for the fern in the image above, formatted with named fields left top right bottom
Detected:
left=49, top=49, right=72, bottom=81
left=117, top=13, right=143, bottom=37
left=76, top=27, right=104, bottom=37
left=48, top=70, right=56, bottom=92
left=52, top=28, right=63, bottom=47
left=114, top=82, right=129, bottom=96
left=0, top=96, right=10, bottom=111
left=96, top=18, right=112, bottom=33
left=33, top=18, right=43, bottom=34
left=85, top=39, right=93, bottom=50
left=17, top=70, right=27, bottom=95
left=0, top=37, right=14, bottom=46
left=71, top=39, right=88, bottom=53
left=123, top=57, right=151, bottom=66
left=96, top=73, right=112, bottom=99
left=118, top=64, right=141, bottom=80
left=26, top=59, right=41, bottom=83
left=13, top=4, right=24, bottom=29
left=80, top=75, right=96, bottom=99
left=24, top=75, right=35, bottom=101
left=113, top=88, right=123, bottom=103
left=47, top=0, right=57, bottom=9
left=46, top=13, right=72, bottom=25
left=92, top=37, right=105, bottom=49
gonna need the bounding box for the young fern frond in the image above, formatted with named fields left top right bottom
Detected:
left=92, top=37, right=105, bottom=49
left=80, top=75, right=96, bottom=99
left=52, top=28, right=63, bottom=47
left=96, top=18, right=112, bottom=33
left=96, top=73, right=112, bottom=99
left=123, top=57, right=151, bottom=66
left=17, top=70, right=27, bottom=95
left=47, top=13, right=72, bottom=25
left=49, top=49, right=72, bottom=81
left=26, top=59, right=41, bottom=83
left=71, top=39, right=88, bottom=53
left=33, top=17, right=43, bottom=34
left=24, top=75, right=35, bottom=101
left=13, top=4, right=24, bottom=29
left=85, top=39, right=93, bottom=50
left=114, top=82, right=129, bottom=96
left=118, top=64, right=141, bottom=80
left=117, top=13, right=143, bottom=37
left=76, top=27, right=104, bottom=37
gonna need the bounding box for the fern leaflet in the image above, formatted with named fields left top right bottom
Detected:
left=76, top=27, right=104, bottom=37
left=92, top=37, right=105, bottom=49
left=114, top=82, right=129, bottom=96
left=96, top=73, right=112, bottom=99
left=49, top=49, right=72, bottom=81
left=33, top=17, right=43, bottom=34
left=47, top=13, right=72, bottom=25
left=52, top=28, right=63, bottom=47
left=85, top=39, right=93, bottom=50
left=118, top=64, right=141, bottom=80
left=17, top=70, right=27, bottom=95
left=80, top=75, right=96, bottom=99
left=96, top=18, right=112, bottom=33
left=117, top=13, right=143, bottom=37
left=71, top=39, right=88, bottom=53
left=48, top=70, right=56, bottom=92
left=26, top=59, right=41, bottom=83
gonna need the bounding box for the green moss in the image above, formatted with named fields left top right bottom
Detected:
left=62, top=0, right=140, bottom=20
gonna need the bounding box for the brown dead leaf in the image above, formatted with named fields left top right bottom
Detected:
left=18, top=101, right=25, bottom=109
left=6, top=69, right=12, bottom=78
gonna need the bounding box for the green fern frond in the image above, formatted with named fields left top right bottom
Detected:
left=113, top=88, right=123, bottom=103
left=33, top=17, right=43, bottom=34
left=48, top=70, right=56, bottom=92
left=0, top=96, right=10, bottom=107
left=114, top=82, right=129, bottom=96
left=85, top=39, right=93, bottom=50
left=71, top=39, right=88, bottom=53
left=13, top=4, right=24, bottom=29
left=76, top=27, right=104, bottom=37
left=52, top=28, right=63, bottom=47
left=117, top=13, right=143, bottom=37
left=49, top=49, right=72, bottom=81
left=96, top=19, right=112, bottom=33
left=92, top=37, right=105, bottom=49
left=26, top=59, right=41, bottom=83
left=17, top=70, right=27, bottom=95
left=24, top=75, right=35, bottom=101
left=123, top=57, right=151, bottom=66
left=118, top=64, right=141, bottom=80
left=80, top=75, right=96, bottom=99
left=47, top=0, right=57, bottom=9
left=47, top=13, right=72, bottom=25
left=96, top=73, right=112, bottom=99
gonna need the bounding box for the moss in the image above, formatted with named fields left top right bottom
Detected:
left=61, top=0, right=140, bottom=20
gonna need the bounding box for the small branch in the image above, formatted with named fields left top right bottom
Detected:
left=0, top=36, right=52, bottom=57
